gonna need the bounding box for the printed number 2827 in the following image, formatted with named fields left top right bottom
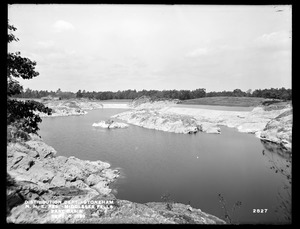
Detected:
left=253, top=209, right=268, bottom=213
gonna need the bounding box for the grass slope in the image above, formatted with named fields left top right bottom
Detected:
left=180, top=97, right=268, bottom=107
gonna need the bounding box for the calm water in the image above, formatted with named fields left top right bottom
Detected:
left=38, top=108, right=291, bottom=224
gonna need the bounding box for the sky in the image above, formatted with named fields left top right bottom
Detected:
left=8, top=4, right=292, bottom=93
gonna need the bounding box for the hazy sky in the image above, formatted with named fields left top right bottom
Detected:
left=8, top=4, right=291, bottom=93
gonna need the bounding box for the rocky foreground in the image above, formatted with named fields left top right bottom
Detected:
left=113, top=98, right=292, bottom=152
left=7, top=134, right=225, bottom=224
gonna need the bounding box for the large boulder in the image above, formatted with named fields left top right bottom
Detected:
left=260, top=109, right=292, bottom=151
left=26, top=162, right=55, bottom=183
left=50, top=172, right=66, bottom=187
left=86, top=174, right=106, bottom=186
left=92, top=182, right=112, bottom=195
left=25, top=139, right=57, bottom=158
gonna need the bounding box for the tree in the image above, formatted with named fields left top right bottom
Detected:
left=233, top=89, right=246, bottom=97
left=246, top=89, right=252, bottom=97
left=76, top=90, right=83, bottom=98
left=7, top=22, right=52, bottom=141
left=56, top=88, right=62, bottom=97
left=192, top=88, right=206, bottom=98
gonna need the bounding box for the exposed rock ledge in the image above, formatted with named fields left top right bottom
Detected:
left=113, top=110, right=220, bottom=134
left=113, top=100, right=292, bottom=150
left=92, top=120, right=129, bottom=129
left=260, top=109, right=292, bottom=151
left=7, top=135, right=225, bottom=224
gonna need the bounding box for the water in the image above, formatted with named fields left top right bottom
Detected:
left=38, top=108, right=291, bottom=224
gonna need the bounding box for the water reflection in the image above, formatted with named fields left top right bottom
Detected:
left=260, top=140, right=292, bottom=224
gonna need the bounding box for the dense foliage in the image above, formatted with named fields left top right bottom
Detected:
left=15, top=87, right=291, bottom=101
left=7, top=22, right=52, bottom=141
left=206, top=88, right=291, bottom=100
left=251, top=88, right=291, bottom=100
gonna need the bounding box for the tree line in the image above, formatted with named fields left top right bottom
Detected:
left=15, top=87, right=291, bottom=101
left=206, top=88, right=291, bottom=100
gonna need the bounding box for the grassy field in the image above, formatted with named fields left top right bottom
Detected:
left=180, top=97, right=269, bottom=107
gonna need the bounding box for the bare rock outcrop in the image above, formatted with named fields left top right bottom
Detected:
left=92, top=120, right=129, bottom=129
left=114, top=99, right=292, bottom=148
left=113, top=110, right=204, bottom=134
left=7, top=134, right=120, bottom=217
left=260, top=109, right=292, bottom=151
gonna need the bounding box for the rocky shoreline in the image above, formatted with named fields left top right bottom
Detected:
left=7, top=134, right=225, bottom=224
left=36, top=99, right=129, bottom=118
left=33, top=97, right=293, bottom=152
left=113, top=99, right=292, bottom=152
left=36, top=97, right=292, bottom=150
left=32, top=97, right=293, bottom=151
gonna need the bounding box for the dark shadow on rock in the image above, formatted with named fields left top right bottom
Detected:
left=49, top=186, right=89, bottom=197
left=260, top=140, right=291, bottom=159
left=7, top=174, right=25, bottom=215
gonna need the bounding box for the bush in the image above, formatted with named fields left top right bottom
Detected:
left=7, top=124, right=31, bottom=143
